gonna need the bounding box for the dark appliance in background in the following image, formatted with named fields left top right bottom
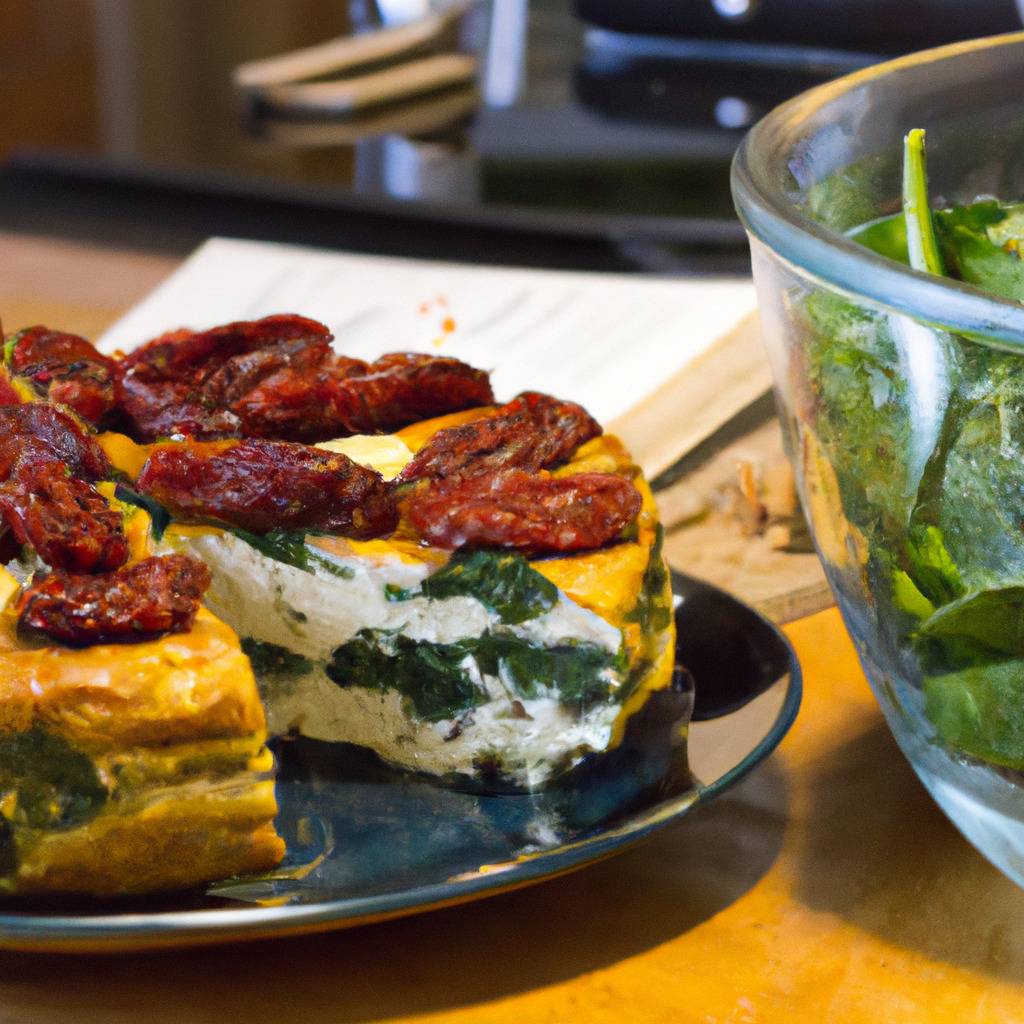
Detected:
left=3, top=1, right=1021, bottom=272
left=575, top=50, right=842, bottom=134
left=575, top=0, right=1023, bottom=54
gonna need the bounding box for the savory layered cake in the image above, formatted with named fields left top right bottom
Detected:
left=0, top=314, right=679, bottom=893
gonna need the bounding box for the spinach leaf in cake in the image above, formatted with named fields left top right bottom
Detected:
left=241, top=638, right=314, bottom=680
left=328, top=630, right=484, bottom=723
left=387, top=550, right=558, bottom=624
left=226, top=527, right=354, bottom=580
left=0, top=729, right=107, bottom=831
left=113, top=484, right=171, bottom=541
left=624, top=524, right=672, bottom=635
left=327, top=628, right=624, bottom=722
left=471, top=634, right=624, bottom=709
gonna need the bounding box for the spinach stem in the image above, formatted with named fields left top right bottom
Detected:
left=903, top=128, right=946, bottom=276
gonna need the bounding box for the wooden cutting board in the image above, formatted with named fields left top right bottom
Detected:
left=658, top=416, right=832, bottom=624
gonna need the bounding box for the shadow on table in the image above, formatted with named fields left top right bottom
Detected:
left=794, top=719, right=1024, bottom=984
left=0, top=760, right=788, bottom=1023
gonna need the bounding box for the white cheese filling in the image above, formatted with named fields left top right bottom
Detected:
left=168, top=531, right=627, bottom=787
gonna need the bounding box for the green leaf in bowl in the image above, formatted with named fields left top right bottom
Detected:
left=920, top=587, right=1024, bottom=657
left=925, top=660, right=1024, bottom=769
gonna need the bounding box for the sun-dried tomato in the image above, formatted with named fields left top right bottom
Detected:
left=0, top=404, right=112, bottom=481
left=399, top=391, right=600, bottom=483
left=404, top=469, right=642, bottom=553
left=326, top=353, right=494, bottom=435
left=121, top=315, right=333, bottom=383
left=116, top=315, right=334, bottom=441
left=200, top=337, right=338, bottom=406
left=214, top=346, right=368, bottom=442
left=219, top=351, right=492, bottom=442
left=116, top=372, right=241, bottom=442
left=136, top=438, right=398, bottom=537
left=116, top=316, right=495, bottom=444
left=6, top=327, right=120, bottom=426
left=0, top=461, right=128, bottom=571
left=0, top=405, right=125, bottom=570
left=17, top=554, right=210, bottom=646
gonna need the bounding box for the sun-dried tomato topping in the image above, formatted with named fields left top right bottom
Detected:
left=6, top=327, right=120, bottom=426
left=117, top=315, right=334, bottom=441
left=114, top=313, right=495, bottom=444
left=216, top=351, right=492, bottom=442
left=326, top=353, right=495, bottom=435
left=0, top=461, right=128, bottom=571
left=213, top=345, right=368, bottom=442
left=404, top=469, right=642, bottom=553
left=0, top=528, right=21, bottom=565
left=0, top=405, right=125, bottom=571
left=0, top=404, right=112, bottom=481
left=116, top=373, right=241, bottom=442
left=121, top=315, right=332, bottom=382
left=399, top=391, right=600, bottom=484
left=17, top=554, right=210, bottom=646
left=200, top=337, right=337, bottom=406
left=239, top=357, right=362, bottom=436
left=136, top=439, right=398, bottom=537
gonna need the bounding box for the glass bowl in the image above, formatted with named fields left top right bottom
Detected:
left=732, top=32, right=1024, bottom=885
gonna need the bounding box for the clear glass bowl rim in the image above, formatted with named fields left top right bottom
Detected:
left=731, top=31, right=1024, bottom=349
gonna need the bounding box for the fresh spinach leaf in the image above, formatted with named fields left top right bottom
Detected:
left=919, top=587, right=1024, bottom=657
left=925, top=660, right=1024, bottom=769
left=935, top=201, right=1024, bottom=301
left=849, top=213, right=908, bottom=264
left=904, top=525, right=964, bottom=606
left=891, top=569, right=935, bottom=621
left=800, top=289, right=917, bottom=534
left=903, top=128, right=946, bottom=275
left=858, top=187, right=1024, bottom=302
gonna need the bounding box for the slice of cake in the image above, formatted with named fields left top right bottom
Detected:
left=0, top=590, right=283, bottom=896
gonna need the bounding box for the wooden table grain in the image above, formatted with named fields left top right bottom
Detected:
left=2, top=232, right=1023, bottom=1024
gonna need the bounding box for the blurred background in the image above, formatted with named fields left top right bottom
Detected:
left=2, top=0, right=1022, bottom=271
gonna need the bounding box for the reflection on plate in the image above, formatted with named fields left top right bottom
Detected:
left=0, top=572, right=800, bottom=951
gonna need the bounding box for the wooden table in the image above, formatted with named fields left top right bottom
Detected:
left=3, top=233, right=1024, bottom=1023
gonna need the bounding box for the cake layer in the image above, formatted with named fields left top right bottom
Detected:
left=0, top=610, right=267, bottom=751
left=5, top=771, right=282, bottom=896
